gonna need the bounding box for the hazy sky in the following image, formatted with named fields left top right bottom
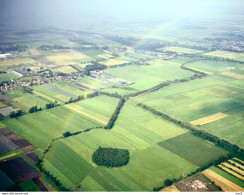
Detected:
left=0, top=0, right=243, bottom=30
left=1, top=0, right=243, bottom=19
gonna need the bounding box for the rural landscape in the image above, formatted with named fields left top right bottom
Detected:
left=0, top=0, right=243, bottom=192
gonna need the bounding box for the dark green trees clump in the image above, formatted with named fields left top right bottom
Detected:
left=29, top=105, right=42, bottom=113
left=92, top=147, right=129, bottom=167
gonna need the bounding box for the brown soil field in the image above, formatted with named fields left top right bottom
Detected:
left=218, top=165, right=244, bottom=180
left=222, top=162, right=244, bottom=176
left=26, top=153, right=39, bottom=163
left=0, top=157, right=40, bottom=183
left=0, top=102, right=5, bottom=108
left=6, top=133, right=32, bottom=148
left=0, top=94, right=14, bottom=103
left=29, top=48, right=41, bottom=56
left=0, top=135, right=19, bottom=154
left=33, top=177, right=48, bottom=191
left=0, top=127, right=14, bottom=136
left=22, top=145, right=36, bottom=153
left=191, top=112, right=229, bottom=125
left=220, top=72, right=244, bottom=79
left=202, top=169, right=244, bottom=192
left=160, top=185, right=180, bottom=192
left=229, top=160, right=244, bottom=170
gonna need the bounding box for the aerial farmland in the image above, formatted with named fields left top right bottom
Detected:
left=0, top=0, right=243, bottom=193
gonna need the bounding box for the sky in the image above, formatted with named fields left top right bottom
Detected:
left=0, top=0, right=243, bottom=29
left=1, top=0, right=243, bottom=18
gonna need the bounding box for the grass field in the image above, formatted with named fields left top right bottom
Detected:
left=56, top=66, right=78, bottom=74
left=99, top=58, right=128, bottom=67
left=105, top=60, right=194, bottom=90
left=0, top=58, right=35, bottom=69
left=136, top=75, right=244, bottom=147
left=46, top=49, right=93, bottom=65
left=159, top=133, right=228, bottom=167
left=2, top=101, right=104, bottom=150
left=0, top=73, right=19, bottom=82
left=204, top=50, right=244, bottom=62
left=190, top=112, right=229, bottom=125
left=18, top=179, right=40, bottom=191
left=29, top=48, right=41, bottom=56
left=163, top=47, right=204, bottom=54
left=201, top=109, right=244, bottom=147
left=81, top=145, right=197, bottom=191
left=185, top=60, right=244, bottom=74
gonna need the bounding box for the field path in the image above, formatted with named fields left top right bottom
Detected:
left=202, top=169, right=244, bottom=192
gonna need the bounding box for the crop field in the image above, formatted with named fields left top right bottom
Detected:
left=136, top=75, right=244, bottom=147
left=2, top=103, right=102, bottom=150
left=29, top=48, right=41, bottom=56
left=81, top=146, right=197, bottom=191
left=202, top=169, right=244, bottom=192
left=0, top=135, right=19, bottom=154
left=18, top=179, right=40, bottom=191
left=185, top=60, right=244, bottom=74
left=159, top=133, right=228, bottom=167
left=46, top=49, right=93, bottom=65
left=34, top=102, right=198, bottom=190
left=201, top=108, right=244, bottom=147
left=99, top=58, right=128, bottom=66
left=33, top=85, right=71, bottom=103
left=48, top=82, right=83, bottom=97
left=190, top=112, right=229, bottom=125
left=163, top=47, right=204, bottom=54
left=0, top=157, right=40, bottom=183
left=56, top=66, right=78, bottom=74
left=11, top=92, right=50, bottom=112
left=0, top=58, right=36, bottom=69
left=204, top=50, right=244, bottom=62
left=0, top=73, right=19, bottom=82
left=64, top=95, right=120, bottom=124
left=208, top=166, right=244, bottom=188
left=105, top=60, right=194, bottom=90
left=220, top=71, right=244, bottom=79
left=42, top=83, right=78, bottom=99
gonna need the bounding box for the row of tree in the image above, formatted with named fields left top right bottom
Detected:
left=105, top=97, right=125, bottom=129
left=46, top=101, right=60, bottom=109
left=36, top=160, right=70, bottom=191
left=65, top=95, right=84, bottom=104
left=9, top=110, right=22, bottom=118
left=137, top=103, right=243, bottom=156
left=92, top=147, right=129, bottom=167
left=29, top=105, right=42, bottom=113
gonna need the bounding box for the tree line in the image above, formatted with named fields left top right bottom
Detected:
left=105, top=97, right=125, bottom=129
left=92, top=147, right=129, bottom=167
left=36, top=159, right=70, bottom=191
left=137, top=103, right=243, bottom=157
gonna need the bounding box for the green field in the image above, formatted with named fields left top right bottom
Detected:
left=162, top=47, right=204, bottom=54
left=81, top=145, right=197, bottom=191
left=18, top=179, right=40, bottom=191
left=185, top=60, right=244, bottom=74
left=159, top=133, right=229, bottom=167
left=0, top=73, right=19, bottom=82
left=201, top=109, right=244, bottom=147
left=209, top=166, right=244, bottom=188
left=0, top=58, right=35, bottom=67
left=105, top=60, right=194, bottom=90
